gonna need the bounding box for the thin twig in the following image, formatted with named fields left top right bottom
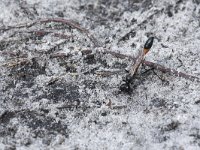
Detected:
left=0, top=18, right=101, bottom=47
left=2, top=58, right=31, bottom=68
left=29, top=30, right=73, bottom=39
left=144, top=60, right=200, bottom=82
left=40, top=39, right=68, bottom=54
left=95, top=70, right=123, bottom=77
left=100, top=49, right=200, bottom=82
left=1, top=19, right=198, bottom=82
left=0, top=21, right=37, bottom=32
left=39, top=18, right=101, bottom=47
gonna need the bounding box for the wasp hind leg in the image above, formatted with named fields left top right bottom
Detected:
left=152, top=70, right=169, bottom=85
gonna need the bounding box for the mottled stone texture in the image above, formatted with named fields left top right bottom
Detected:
left=0, top=0, right=200, bottom=149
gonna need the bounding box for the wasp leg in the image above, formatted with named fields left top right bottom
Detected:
left=141, top=67, right=154, bottom=75
left=152, top=70, right=169, bottom=85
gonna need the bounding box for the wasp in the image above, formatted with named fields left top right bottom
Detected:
left=120, top=37, right=154, bottom=93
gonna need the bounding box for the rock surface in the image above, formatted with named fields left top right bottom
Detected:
left=0, top=0, right=200, bottom=149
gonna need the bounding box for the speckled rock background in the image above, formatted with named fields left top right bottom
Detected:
left=0, top=0, right=200, bottom=149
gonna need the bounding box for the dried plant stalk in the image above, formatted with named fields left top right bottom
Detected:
left=144, top=60, right=200, bottom=82
left=101, top=49, right=200, bottom=82
left=39, top=18, right=101, bottom=47
left=1, top=19, right=199, bottom=83
left=0, top=18, right=101, bottom=47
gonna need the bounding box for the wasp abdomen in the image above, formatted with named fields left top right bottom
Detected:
left=144, top=37, right=154, bottom=49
